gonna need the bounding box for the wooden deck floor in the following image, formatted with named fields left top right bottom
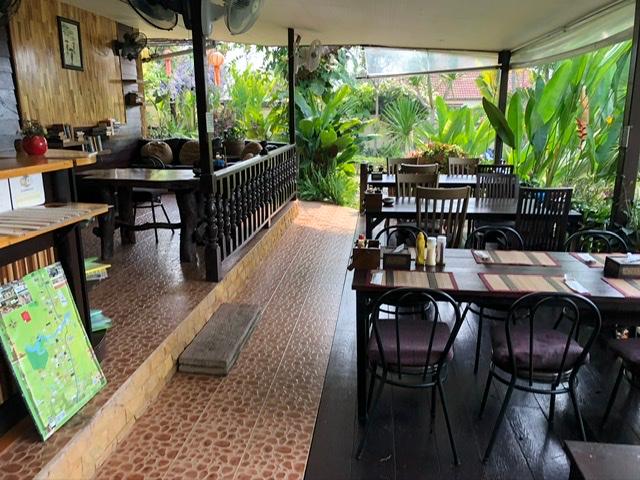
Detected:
left=305, top=220, right=640, bottom=480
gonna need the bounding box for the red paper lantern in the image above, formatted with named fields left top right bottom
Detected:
left=207, top=50, right=225, bottom=86
left=163, top=49, right=172, bottom=77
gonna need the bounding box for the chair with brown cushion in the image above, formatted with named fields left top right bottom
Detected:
left=400, top=163, right=439, bottom=174
left=602, top=338, right=640, bottom=426
left=356, top=288, right=465, bottom=465
left=448, top=157, right=479, bottom=175
left=477, top=164, right=514, bottom=175
left=415, top=186, right=470, bottom=248
left=475, top=173, right=519, bottom=199
left=388, top=157, right=418, bottom=175
left=396, top=172, right=439, bottom=198
left=479, top=292, right=601, bottom=462
left=515, top=187, right=573, bottom=251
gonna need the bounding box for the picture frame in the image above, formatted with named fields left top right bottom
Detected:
left=57, top=16, right=83, bottom=71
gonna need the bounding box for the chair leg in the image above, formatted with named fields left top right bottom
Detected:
left=366, top=364, right=377, bottom=411
left=150, top=201, right=159, bottom=243
left=356, top=371, right=387, bottom=460
left=160, top=202, right=174, bottom=234
left=430, top=384, right=437, bottom=432
left=549, top=385, right=557, bottom=426
left=437, top=379, right=460, bottom=466
left=569, top=380, right=587, bottom=441
left=479, top=369, right=494, bottom=419
left=482, top=380, right=515, bottom=463
left=461, top=303, right=470, bottom=321
left=602, top=364, right=625, bottom=427
left=474, top=307, right=484, bottom=375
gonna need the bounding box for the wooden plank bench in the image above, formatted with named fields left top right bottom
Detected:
left=178, top=303, right=262, bottom=376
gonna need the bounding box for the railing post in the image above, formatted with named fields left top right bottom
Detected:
left=359, top=162, right=368, bottom=214
left=494, top=50, right=511, bottom=164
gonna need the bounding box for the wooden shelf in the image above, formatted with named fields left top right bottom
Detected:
left=0, top=150, right=97, bottom=178
left=0, top=203, right=109, bottom=249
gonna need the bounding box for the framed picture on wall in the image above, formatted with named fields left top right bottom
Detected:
left=57, top=16, right=83, bottom=71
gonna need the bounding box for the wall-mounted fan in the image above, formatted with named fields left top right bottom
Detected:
left=296, top=39, right=327, bottom=73
left=0, top=0, right=21, bottom=26
left=115, top=32, right=148, bottom=61
left=126, top=0, right=263, bottom=36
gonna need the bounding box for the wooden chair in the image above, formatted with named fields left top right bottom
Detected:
left=356, top=288, right=464, bottom=465
left=477, top=164, right=514, bottom=175
left=475, top=173, right=519, bottom=199
left=396, top=172, right=439, bottom=198
left=415, top=186, right=470, bottom=248
left=515, top=187, right=573, bottom=251
left=565, top=229, right=630, bottom=253
left=388, top=157, right=418, bottom=174
left=480, top=292, right=601, bottom=462
left=400, top=163, right=439, bottom=174
left=602, top=338, right=640, bottom=426
left=448, top=157, right=479, bottom=175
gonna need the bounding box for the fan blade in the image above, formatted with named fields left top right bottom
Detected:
left=127, top=0, right=179, bottom=31
left=225, top=0, right=263, bottom=35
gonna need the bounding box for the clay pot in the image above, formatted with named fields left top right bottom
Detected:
left=223, top=139, right=245, bottom=158
left=22, top=136, right=48, bottom=155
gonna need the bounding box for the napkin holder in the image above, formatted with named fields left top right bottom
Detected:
left=364, top=191, right=383, bottom=212
left=371, top=172, right=383, bottom=181
left=383, top=249, right=412, bottom=270
left=350, top=240, right=381, bottom=270
left=604, top=256, right=640, bottom=278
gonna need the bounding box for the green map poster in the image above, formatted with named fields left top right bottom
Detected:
left=0, top=263, right=106, bottom=440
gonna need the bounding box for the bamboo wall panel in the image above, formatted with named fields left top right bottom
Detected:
left=9, top=0, right=125, bottom=126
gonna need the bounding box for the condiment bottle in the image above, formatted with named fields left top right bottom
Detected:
left=426, top=237, right=437, bottom=266
left=436, top=235, right=447, bottom=265
left=357, top=234, right=366, bottom=248
left=416, top=232, right=426, bottom=266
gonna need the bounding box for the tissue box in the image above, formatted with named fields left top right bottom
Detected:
left=351, top=244, right=381, bottom=270
left=604, top=256, right=640, bottom=278
left=383, top=250, right=412, bottom=270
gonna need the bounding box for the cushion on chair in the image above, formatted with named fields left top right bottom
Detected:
left=491, top=325, right=585, bottom=373
left=368, top=320, right=453, bottom=367
left=608, top=338, right=640, bottom=375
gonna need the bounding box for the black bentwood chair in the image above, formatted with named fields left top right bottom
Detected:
left=463, top=225, right=525, bottom=374
left=565, top=229, right=630, bottom=254
left=356, top=288, right=464, bottom=465
left=602, top=338, right=640, bottom=426
left=479, top=292, right=601, bottom=462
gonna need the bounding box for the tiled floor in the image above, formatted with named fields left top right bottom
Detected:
left=0, top=197, right=215, bottom=479
left=94, top=201, right=358, bottom=480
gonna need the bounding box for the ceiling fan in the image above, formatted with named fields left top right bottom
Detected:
left=296, top=39, right=327, bottom=73
left=126, top=0, right=263, bottom=36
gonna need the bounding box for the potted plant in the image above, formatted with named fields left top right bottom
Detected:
left=20, top=120, right=48, bottom=156
left=223, top=121, right=246, bottom=158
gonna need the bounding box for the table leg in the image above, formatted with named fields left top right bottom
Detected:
left=93, top=186, right=115, bottom=261
left=356, top=292, right=368, bottom=424
left=175, top=189, right=197, bottom=263
left=117, top=187, right=136, bottom=245
left=366, top=214, right=384, bottom=238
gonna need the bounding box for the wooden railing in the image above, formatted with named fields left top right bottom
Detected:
left=203, top=144, right=298, bottom=280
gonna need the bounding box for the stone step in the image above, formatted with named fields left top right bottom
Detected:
left=178, top=303, right=262, bottom=375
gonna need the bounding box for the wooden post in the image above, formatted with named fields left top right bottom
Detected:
left=288, top=28, right=296, bottom=145
left=191, top=0, right=221, bottom=281
left=611, top=1, right=640, bottom=225
left=494, top=50, right=511, bottom=164
left=359, top=162, right=368, bottom=214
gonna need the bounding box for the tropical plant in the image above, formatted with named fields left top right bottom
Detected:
left=409, top=142, right=465, bottom=169
left=381, top=97, right=427, bottom=155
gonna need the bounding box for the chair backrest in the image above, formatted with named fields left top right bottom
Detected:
left=369, top=288, right=463, bottom=382
left=465, top=225, right=524, bottom=250
left=374, top=225, right=427, bottom=248
left=565, top=229, right=630, bottom=253
left=388, top=157, right=418, bottom=174
left=505, top=292, right=601, bottom=384
left=400, top=163, right=439, bottom=174
left=515, top=187, right=573, bottom=251
left=477, top=164, right=514, bottom=175
left=475, top=173, right=519, bottom=199
left=396, top=172, right=439, bottom=197
left=448, top=157, right=479, bottom=175
left=415, top=186, right=470, bottom=248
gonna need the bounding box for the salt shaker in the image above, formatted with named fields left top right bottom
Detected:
left=436, top=235, right=447, bottom=265
left=426, top=237, right=437, bottom=266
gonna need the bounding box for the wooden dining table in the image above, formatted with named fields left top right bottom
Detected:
left=368, top=173, right=477, bottom=190
left=351, top=249, right=640, bottom=422
left=364, top=196, right=583, bottom=238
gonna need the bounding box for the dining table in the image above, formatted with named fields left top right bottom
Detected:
left=351, top=249, right=640, bottom=422
left=367, top=173, right=477, bottom=190
left=364, top=196, right=583, bottom=238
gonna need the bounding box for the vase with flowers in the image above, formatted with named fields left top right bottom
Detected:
left=223, top=121, right=246, bottom=158
left=20, top=120, right=48, bottom=156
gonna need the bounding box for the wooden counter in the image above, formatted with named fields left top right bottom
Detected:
left=0, top=149, right=97, bottom=179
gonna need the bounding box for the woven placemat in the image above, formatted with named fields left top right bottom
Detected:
left=473, top=250, right=558, bottom=267
left=370, top=270, right=458, bottom=290
left=602, top=277, right=640, bottom=298
left=479, top=273, right=574, bottom=294
left=570, top=253, right=626, bottom=268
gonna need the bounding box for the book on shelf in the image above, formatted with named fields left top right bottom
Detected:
left=90, top=309, right=112, bottom=332
left=84, top=257, right=111, bottom=282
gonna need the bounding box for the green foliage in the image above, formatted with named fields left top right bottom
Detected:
left=411, top=142, right=465, bottom=169
left=381, top=97, right=427, bottom=155
left=21, top=120, right=47, bottom=137
left=299, top=169, right=358, bottom=207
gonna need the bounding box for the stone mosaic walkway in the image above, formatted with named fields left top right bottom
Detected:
left=94, top=201, right=358, bottom=480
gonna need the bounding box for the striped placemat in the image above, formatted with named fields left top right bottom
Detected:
left=479, top=273, right=574, bottom=294
left=370, top=270, right=458, bottom=290
left=570, top=253, right=626, bottom=268
left=472, top=250, right=558, bottom=267
left=602, top=277, right=640, bottom=298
